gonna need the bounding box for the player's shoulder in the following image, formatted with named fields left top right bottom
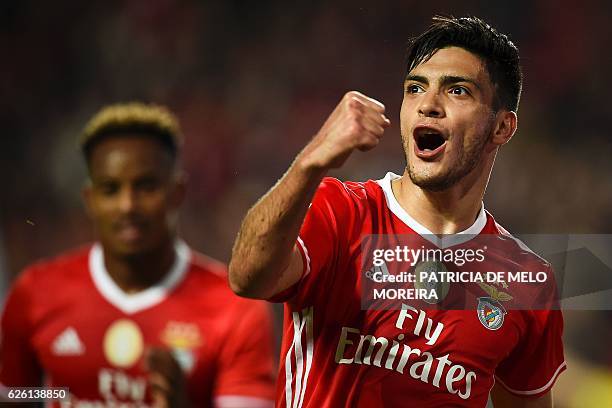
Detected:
left=183, top=250, right=228, bottom=288
left=6, top=246, right=92, bottom=303
left=185, top=249, right=270, bottom=314
left=319, top=173, right=387, bottom=204
left=16, top=245, right=92, bottom=289
left=188, top=250, right=227, bottom=277
left=484, top=212, right=551, bottom=270
left=183, top=249, right=244, bottom=301
left=319, top=176, right=366, bottom=199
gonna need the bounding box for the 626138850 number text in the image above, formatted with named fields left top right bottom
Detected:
left=3, top=387, right=69, bottom=402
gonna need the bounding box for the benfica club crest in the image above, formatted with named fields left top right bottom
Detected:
left=477, top=297, right=506, bottom=330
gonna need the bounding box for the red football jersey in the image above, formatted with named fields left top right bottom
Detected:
left=272, top=173, right=565, bottom=408
left=0, top=240, right=275, bottom=407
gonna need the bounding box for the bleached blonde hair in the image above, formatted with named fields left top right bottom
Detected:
left=80, top=102, right=183, bottom=161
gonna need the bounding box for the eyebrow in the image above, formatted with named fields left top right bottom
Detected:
left=92, top=177, right=117, bottom=185
left=405, top=74, right=481, bottom=91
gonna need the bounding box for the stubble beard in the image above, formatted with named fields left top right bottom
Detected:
left=404, top=126, right=493, bottom=192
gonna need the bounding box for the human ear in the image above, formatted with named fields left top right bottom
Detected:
left=491, top=110, right=517, bottom=146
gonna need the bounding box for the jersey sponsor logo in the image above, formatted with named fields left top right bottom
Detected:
left=98, top=368, right=147, bottom=403
left=51, top=327, right=85, bottom=356
left=335, top=304, right=476, bottom=400
left=103, top=319, right=144, bottom=368
left=60, top=369, right=151, bottom=407
left=477, top=297, right=506, bottom=331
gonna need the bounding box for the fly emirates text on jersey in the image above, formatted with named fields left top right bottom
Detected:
left=334, top=304, right=475, bottom=399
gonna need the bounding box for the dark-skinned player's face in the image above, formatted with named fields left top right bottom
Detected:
left=83, top=136, right=184, bottom=258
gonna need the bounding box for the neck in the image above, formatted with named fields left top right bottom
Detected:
left=392, top=156, right=495, bottom=235
left=102, top=239, right=176, bottom=294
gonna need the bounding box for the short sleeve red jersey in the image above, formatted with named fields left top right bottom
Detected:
left=0, top=241, right=276, bottom=408
left=272, top=173, right=565, bottom=408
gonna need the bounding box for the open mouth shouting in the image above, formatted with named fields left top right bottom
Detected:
left=413, top=125, right=448, bottom=159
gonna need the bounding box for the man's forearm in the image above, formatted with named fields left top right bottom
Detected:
left=228, top=153, right=326, bottom=299
left=228, top=91, right=389, bottom=299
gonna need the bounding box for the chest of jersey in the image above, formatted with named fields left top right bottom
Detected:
left=279, top=178, right=563, bottom=407
left=30, top=288, right=220, bottom=406
left=300, top=291, right=521, bottom=404
left=284, top=186, right=527, bottom=406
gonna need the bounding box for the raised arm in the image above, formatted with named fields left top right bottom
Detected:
left=228, top=91, right=390, bottom=299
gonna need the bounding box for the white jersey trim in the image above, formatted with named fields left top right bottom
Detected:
left=495, top=360, right=567, bottom=396
left=214, top=395, right=274, bottom=408
left=376, top=172, right=487, bottom=248
left=495, top=221, right=545, bottom=260
left=284, top=306, right=314, bottom=408
left=296, top=236, right=311, bottom=278
left=89, top=240, right=191, bottom=314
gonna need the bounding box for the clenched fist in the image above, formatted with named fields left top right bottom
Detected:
left=300, top=91, right=390, bottom=170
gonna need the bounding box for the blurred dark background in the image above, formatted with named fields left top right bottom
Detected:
left=1, top=1, right=611, bottom=406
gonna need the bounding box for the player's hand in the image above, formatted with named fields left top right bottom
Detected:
left=145, top=347, right=190, bottom=408
left=300, top=91, right=390, bottom=170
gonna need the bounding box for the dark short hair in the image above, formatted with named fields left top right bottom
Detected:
left=80, top=102, right=182, bottom=165
left=406, top=15, right=522, bottom=112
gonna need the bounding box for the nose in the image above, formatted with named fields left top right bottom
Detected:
left=418, top=91, right=445, bottom=118
left=118, top=187, right=137, bottom=213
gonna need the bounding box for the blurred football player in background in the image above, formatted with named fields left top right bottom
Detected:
left=0, top=103, right=276, bottom=407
